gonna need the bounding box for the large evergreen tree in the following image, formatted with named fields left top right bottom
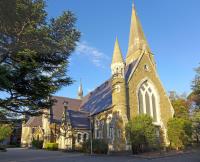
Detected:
left=0, top=0, right=80, bottom=115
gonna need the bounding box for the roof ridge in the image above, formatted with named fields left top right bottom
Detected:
left=52, top=95, right=82, bottom=101
left=82, top=78, right=112, bottom=99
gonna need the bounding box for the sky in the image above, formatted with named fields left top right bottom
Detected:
left=45, top=0, right=200, bottom=99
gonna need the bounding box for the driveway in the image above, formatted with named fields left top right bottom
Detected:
left=0, top=148, right=200, bottom=162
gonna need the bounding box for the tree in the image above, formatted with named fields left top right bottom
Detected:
left=0, top=0, right=80, bottom=115
left=167, top=118, right=192, bottom=150
left=171, top=99, right=190, bottom=119
left=190, top=64, right=200, bottom=109
left=191, top=110, right=200, bottom=143
left=126, top=115, right=158, bottom=154
left=0, top=124, right=12, bottom=143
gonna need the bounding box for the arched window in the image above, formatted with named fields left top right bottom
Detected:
left=77, top=133, right=81, bottom=143
left=106, top=115, right=114, bottom=139
left=83, top=133, right=87, bottom=142
left=95, top=120, right=104, bottom=139
left=138, top=80, right=159, bottom=123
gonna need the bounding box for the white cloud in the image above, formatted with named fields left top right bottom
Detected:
left=75, top=41, right=110, bottom=68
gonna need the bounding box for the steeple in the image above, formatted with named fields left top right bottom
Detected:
left=111, top=38, right=125, bottom=78
left=112, top=38, right=124, bottom=64
left=126, top=2, right=151, bottom=65
left=77, top=80, right=83, bottom=99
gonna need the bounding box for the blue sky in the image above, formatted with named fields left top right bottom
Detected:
left=46, top=0, right=200, bottom=98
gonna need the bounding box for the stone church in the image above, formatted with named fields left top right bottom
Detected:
left=21, top=4, right=174, bottom=151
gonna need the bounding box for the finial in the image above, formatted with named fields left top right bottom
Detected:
left=132, top=0, right=135, bottom=8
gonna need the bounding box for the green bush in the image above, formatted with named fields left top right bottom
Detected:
left=44, top=142, right=58, bottom=151
left=126, top=115, right=158, bottom=154
left=32, top=140, right=43, bottom=149
left=0, top=124, right=12, bottom=143
left=82, top=139, right=108, bottom=154
left=167, top=117, right=192, bottom=150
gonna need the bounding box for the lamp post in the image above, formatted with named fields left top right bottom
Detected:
left=90, top=113, right=93, bottom=155
left=62, top=101, right=68, bottom=149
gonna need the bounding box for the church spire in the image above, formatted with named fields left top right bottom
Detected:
left=77, top=80, right=83, bottom=99
left=111, top=38, right=125, bottom=78
left=112, top=37, right=124, bottom=64
left=126, top=2, right=151, bottom=64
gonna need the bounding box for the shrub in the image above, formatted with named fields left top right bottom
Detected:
left=0, top=124, right=12, bottom=143
left=167, top=117, right=192, bottom=150
left=32, top=140, right=43, bottom=149
left=82, top=139, right=108, bottom=154
left=44, top=142, right=58, bottom=151
left=126, top=115, right=158, bottom=154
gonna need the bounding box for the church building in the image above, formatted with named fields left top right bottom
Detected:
left=21, top=3, right=174, bottom=151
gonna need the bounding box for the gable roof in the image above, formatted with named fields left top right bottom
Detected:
left=25, top=96, right=82, bottom=127
left=67, top=110, right=90, bottom=129
left=24, top=116, right=42, bottom=127
left=51, top=96, right=82, bottom=122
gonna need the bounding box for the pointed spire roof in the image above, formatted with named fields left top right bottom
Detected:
left=126, top=3, right=151, bottom=63
left=112, top=38, right=124, bottom=64
left=78, top=80, right=83, bottom=99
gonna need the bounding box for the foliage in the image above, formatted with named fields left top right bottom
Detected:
left=82, top=139, right=108, bottom=154
left=0, top=110, right=7, bottom=122
left=167, top=117, right=192, bottom=150
left=126, top=115, right=158, bottom=154
left=190, top=65, right=200, bottom=109
left=0, top=124, right=12, bottom=143
left=44, top=142, right=58, bottom=151
left=32, top=139, right=43, bottom=149
left=171, top=99, right=190, bottom=119
left=191, top=110, right=200, bottom=143
left=0, top=0, right=80, bottom=115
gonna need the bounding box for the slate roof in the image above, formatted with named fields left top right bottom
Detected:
left=125, top=59, right=138, bottom=82
left=80, top=60, right=138, bottom=115
left=67, top=110, right=90, bottom=129
left=80, top=79, right=112, bottom=115
left=51, top=96, right=82, bottom=122
left=25, top=116, right=42, bottom=127
left=25, top=96, right=82, bottom=127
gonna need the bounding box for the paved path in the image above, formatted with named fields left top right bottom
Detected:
left=0, top=148, right=200, bottom=162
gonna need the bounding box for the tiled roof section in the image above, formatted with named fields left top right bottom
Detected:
left=80, top=61, right=138, bottom=115
left=24, top=96, right=82, bottom=127
left=51, top=96, right=82, bottom=121
left=24, top=116, right=42, bottom=127
left=67, top=110, right=90, bottom=129
left=80, top=79, right=112, bottom=115
left=125, top=59, right=138, bottom=82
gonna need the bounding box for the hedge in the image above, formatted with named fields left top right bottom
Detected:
left=82, top=139, right=108, bottom=154
left=44, top=142, right=58, bottom=151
